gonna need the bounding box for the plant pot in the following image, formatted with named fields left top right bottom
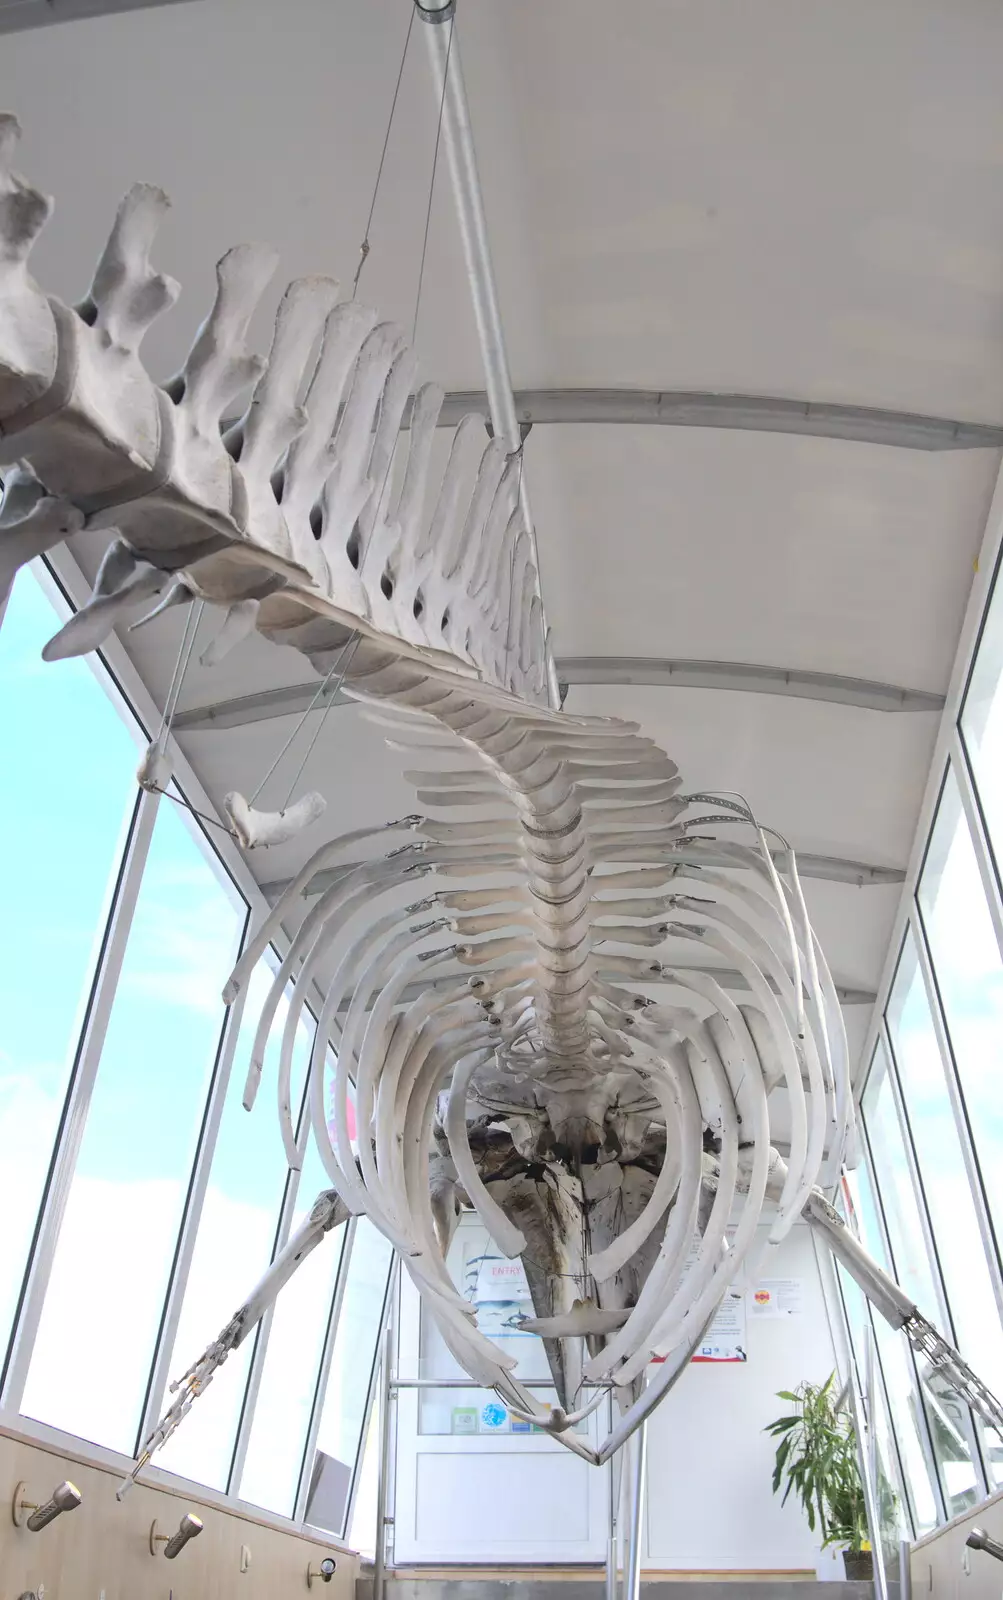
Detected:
left=842, top=1549, right=874, bottom=1581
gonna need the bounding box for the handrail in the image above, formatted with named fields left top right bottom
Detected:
left=967, top=1527, right=1003, bottom=1563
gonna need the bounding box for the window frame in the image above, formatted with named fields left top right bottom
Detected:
left=844, top=463, right=1003, bottom=1530
left=0, top=546, right=382, bottom=1534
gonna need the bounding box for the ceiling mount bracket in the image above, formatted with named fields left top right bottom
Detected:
left=414, top=0, right=456, bottom=22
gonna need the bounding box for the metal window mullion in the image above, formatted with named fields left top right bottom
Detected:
left=225, top=931, right=339, bottom=1501
left=950, top=729, right=1003, bottom=964
left=866, top=1298, right=944, bottom=1535
left=226, top=1059, right=319, bottom=1502
left=910, top=906, right=1003, bottom=1326
left=343, top=1257, right=397, bottom=1545
left=858, top=1325, right=891, bottom=1600
left=373, top=1261, right=400, bottom=1585
left=226, top=1157, right=307, bottom=1499
left=134, top=929, right=252, bottom=1454
left=814, top=1220, right=909, bottom=1526
left=814, top=1219, right=909, bottom=1537
left=882, top=1008, right=991, bottom=1501
left=292, top=1215, right=358, bottom=1526
left=1, top=785, right=160, bottom=1410
left=878, top=1014, right=960, bottom=1345
left=828, top=1249, right=916, bottom=1542
left=859, top=1116, right=949, bottom=1525
left=826, top=1175, right=919, bottom=1540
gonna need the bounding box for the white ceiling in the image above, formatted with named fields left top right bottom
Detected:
left=6, top=0, right=1003, bottom=1074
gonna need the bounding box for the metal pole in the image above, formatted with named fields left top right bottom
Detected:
left=388, top=1376, right=605, bottom=1389
left=373, top=1266, right=399, bottom=1600
left=417, top=0, right=560, bottom=711
left=625, top=1422, right=647, bottom=1600
left=605, top=1394, right=619, bottom=1600
left=849, top=1327, right=889, bottom=1600
left=618, top=1432, right=633, bottom=1600
left=898, top=1538, right=912, bottom=1599
left=605, top=1492, right=617, bottom=1600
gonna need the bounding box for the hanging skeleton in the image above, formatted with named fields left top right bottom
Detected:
left=0, top=116, right=1000, bottom=1489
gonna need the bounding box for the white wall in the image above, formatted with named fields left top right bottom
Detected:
left=643, top=1222, right=840, bottom=1576
left=393, top=1219, right=843, bottom=1573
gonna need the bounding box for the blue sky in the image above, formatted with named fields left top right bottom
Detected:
left=0, top=565, right=385, bottom=1514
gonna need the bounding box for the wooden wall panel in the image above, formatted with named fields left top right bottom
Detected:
left=0, top=1427, right=359, bottom=1600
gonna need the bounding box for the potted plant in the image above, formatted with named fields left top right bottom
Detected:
left=766, top=1373, right=873, bottom=1580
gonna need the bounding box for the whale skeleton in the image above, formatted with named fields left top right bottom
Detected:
left=0, top=115, right=999, bottom=1496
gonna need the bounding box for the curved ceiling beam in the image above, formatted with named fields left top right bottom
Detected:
left=558, top=657, right=944, bottom=712
left=403, top=388, right=1003, bottom=452
left=223, top=390, right=1001, bottom=451
left=172, top=658, right=943, bottom=732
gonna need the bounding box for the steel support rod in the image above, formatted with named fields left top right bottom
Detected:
left=618, top=1431, right=633, bottom=1600
left=388, top=1376, right=607, bottom=1389
left=605, top=1459, right=618, bottom=1600
left=625, top=1421, right=647, bottom=1600
left=607, top=1399, right=625, bottom=1600
left=373, top=1270, right=398, bottom=1600
left=851, top=1327, right=889, bottom=1600
left=899, top=1538, right=913, bottom=1596
left=418, top=0, right=560, bottom=710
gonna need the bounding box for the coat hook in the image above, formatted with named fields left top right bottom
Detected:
left=150, top=1512, right=203, bottom=1559
left=307, top=1556, right=337, bottom=1587
left=11, top=1479, right=82, bottom=1531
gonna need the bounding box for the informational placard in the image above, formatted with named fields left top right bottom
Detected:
left=691, top=1285, right=748, bottom=1363
left=749, top=1278, right=804, bottom=1318
left=474, top=1253, right=533, bottom=1304
left=478, top=1399, right=510, bottom=1434
left=463, top=1245, right=535, bottom=1340
left=650, top=1234, right=749, bottom=1365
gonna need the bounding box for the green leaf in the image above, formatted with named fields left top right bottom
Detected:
left=764, top=1373, right=868, bottom=1555
left=772, top=1434, right=792, bottom=1494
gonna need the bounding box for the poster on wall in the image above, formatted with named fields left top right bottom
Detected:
left=650, top=1233, right=749, bottom=1365
left=463, top=1245, right=535, bottom=1339
left=690, top=1286, right=748, bottom=1363
left=684, top=1231, right=747, bottom=1363
left=748, top=1279, right=804, bottom=1319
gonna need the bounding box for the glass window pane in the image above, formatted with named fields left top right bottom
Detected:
left=20, top=795, right=244, bottom=1453
left=835, top=1258, right=912, bottom=1549
left=154, top=954, right=312, bottom=1491
left=0, top=566, right=141, bottom=1356
left=918, top=768, right=1003, bottom=1256
left=236, top=1134, right=349, bottom=1518
left=304, top=1218, right=393, bottom=1536
left=863, top=1040, right=982, bottom=1518
left=888, top=924, right=1003, bottom=1487
left=862, top=1045, right=940, bottom=1312
left=346, top=1395, right=381, bottom=1557
left=842, top=1165, right=939, bottom=1536
left=962, top=560, right=1003, bottom=871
